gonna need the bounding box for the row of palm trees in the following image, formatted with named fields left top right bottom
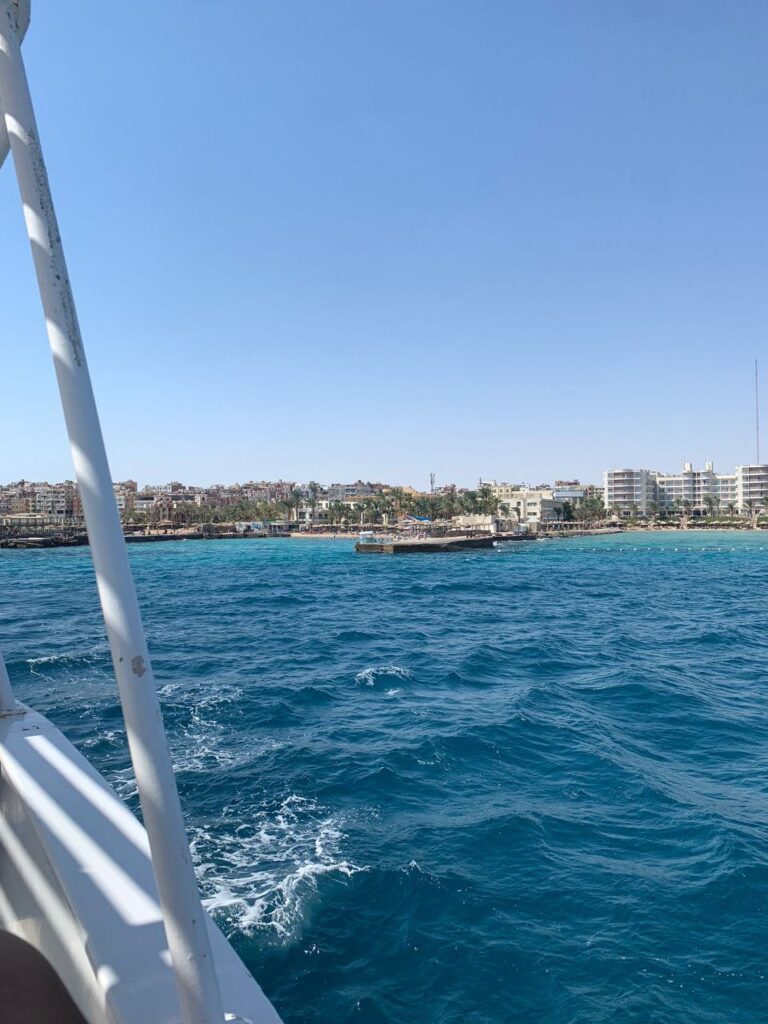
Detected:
left=611, top=497, right=765, bottom=523
left=623, top=498, right=759, bottom=516
left=124, top=487, right=635, bottom=530
left=124, top=484, right=508, bottom=528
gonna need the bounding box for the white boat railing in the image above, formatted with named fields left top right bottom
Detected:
left=0, top=13, right=27, bottom=723
left=0, top=3, right=225, bottom=1021
left=0, top=650, right=16, bottom=714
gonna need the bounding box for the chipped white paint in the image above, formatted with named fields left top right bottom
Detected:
left=0, top=5, right=234, bottom=1022
left=0, top=0, right=26, bottom=169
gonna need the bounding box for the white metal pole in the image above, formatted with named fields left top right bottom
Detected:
left=0, top=112, right=8, bottom=167
left=0, top=7, right=224, bottom=1023
left=0, top=2, right=25, bottom=169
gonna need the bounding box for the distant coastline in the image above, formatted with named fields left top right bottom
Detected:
left=3, top=521, right=766, bottom=551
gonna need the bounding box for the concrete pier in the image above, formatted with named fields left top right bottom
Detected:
left=356, top=535, right=496, bottom=554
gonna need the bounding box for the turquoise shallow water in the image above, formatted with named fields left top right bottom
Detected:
left=2, top=531, right=768, bottom=1023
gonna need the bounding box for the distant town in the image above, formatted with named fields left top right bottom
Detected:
left=2, top=459, right=768, bottom=537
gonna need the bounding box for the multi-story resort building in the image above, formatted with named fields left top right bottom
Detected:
left=487, top=482, right=557, bottom=523
left=326, top=481, right=375, bottom=501
left=602, top=469, right=658, bottom=515
left=32, top=483, right=77, bottom=518
left=736, top=464, right=768, bottom=509
left=486, top=480, right=594, bottom=523
left=552, top=481, right=587, bottom=504
left=654, top=462, right=728, bottom=510
left=604, top=462, right=768, bottom=514
left=0, top=483, right=32, bottom=515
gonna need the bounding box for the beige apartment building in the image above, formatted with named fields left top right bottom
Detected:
left=487, top=482, right=556, bottom=523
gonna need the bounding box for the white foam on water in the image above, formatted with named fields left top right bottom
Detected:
left=355, top=665, right=412, bottom=687
left=80, top=728, right=122, bottom=750
left=104, top=679, right=285, bottom=798
left=174, top=737, right=285, bottom=775
left=27, top=643, right=107, bottom=669
left=158, top=679, right=243, bottom=712
left=110, top=766, right=138, bottom=802
left=157, top=679, right=285, bottom=774
left=191, top=794, right=364, bottom=941
left=65, top=680, right=360, bottom=943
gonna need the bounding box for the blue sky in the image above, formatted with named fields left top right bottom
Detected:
left=2, top=1, right=767, bottom=489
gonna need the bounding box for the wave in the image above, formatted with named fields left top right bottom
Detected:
left=20, top=644, right=111, bottom=680
left=191, top=795, right=364, bottom=941
left=355, top=665, right=412, bottom=687
left=8, top=531, right=768, bottom=1023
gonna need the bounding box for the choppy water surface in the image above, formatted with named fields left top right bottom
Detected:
left=3, top=532, right=768, bottom=1023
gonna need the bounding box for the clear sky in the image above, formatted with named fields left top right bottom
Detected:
left=2, top=1, right=767, bottom=489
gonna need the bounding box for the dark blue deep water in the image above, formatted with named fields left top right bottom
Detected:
left=2, top=532, right=768, bottom=1023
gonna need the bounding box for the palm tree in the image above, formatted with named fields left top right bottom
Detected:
left=727, top=501, right=736, bottom=517
left=437, top=489, right=459, bottom=519
left=288, top=487, right=303, bottom=524
left=702, top=494, right=716, bottom=519
left=378, top=496, right=396, bottom=526
left=430, top=495, right=445, bottom=522
left=459, top=490, right=478, bottom=515
left=307, top=481, right=322, bottom=530
left=274, top=499, right=291, bottom=525
left=575, top=498, right=595, bottom=523
left=256, top=500, right=275, bottom=526
left=746, top=499, right=762, bottom=529
left=387, top=488, right=407, bottom=520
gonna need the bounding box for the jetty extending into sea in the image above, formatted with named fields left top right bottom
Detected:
left=355, top=533, right=536, bottom=554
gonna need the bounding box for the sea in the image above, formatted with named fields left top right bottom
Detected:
left=2, top=531, right=768, bottom=1024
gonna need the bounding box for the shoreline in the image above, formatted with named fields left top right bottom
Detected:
left=0, top=531, right=364, bottom=550
left=2, top=523, right=767, bottom=551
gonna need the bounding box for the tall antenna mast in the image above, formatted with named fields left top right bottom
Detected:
left=756, top=359, right=761, bottom=464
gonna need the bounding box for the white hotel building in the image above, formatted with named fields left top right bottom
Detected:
left=602, top=468, right=658, bottom=515
left=604, top=462, right=768, bottom=514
